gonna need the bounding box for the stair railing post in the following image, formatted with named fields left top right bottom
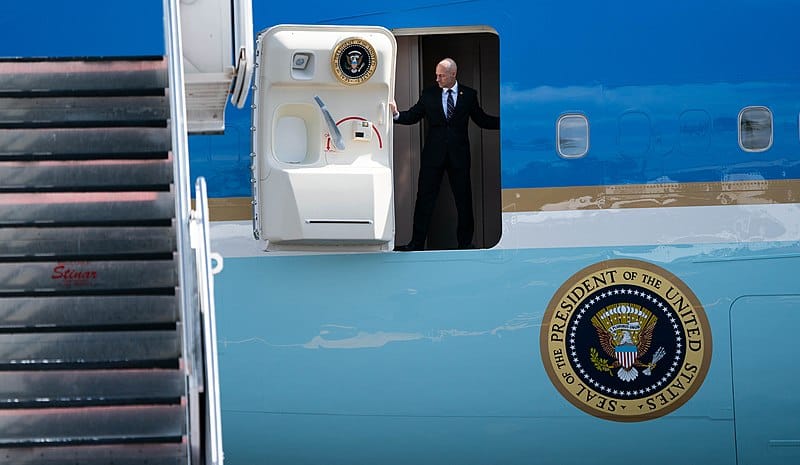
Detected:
left=163, top=0, right=205, bottom=464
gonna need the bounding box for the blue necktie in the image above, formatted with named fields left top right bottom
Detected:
left=446, top=89, right=455, bottom=120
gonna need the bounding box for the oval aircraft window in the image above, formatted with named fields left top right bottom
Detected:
left=557, top=114, right=589, bottom=158
left=738, top=106, right=773, bottom=152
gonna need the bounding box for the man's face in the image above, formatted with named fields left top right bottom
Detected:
left=435, top=64, right=456, bottom=88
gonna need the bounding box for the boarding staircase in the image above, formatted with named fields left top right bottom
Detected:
left=0, top=57, right=204, bottom=464
left=0, top=8, right=226, bottom=464
left=0, top=0, right=238, bottom=462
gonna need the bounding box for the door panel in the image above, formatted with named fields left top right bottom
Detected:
left=253, top=25, right=397, bottom=250
left=731, top=296, right=800, bottom=465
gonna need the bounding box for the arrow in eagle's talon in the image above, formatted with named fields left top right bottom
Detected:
left=643, top=346, right=666, bottom=376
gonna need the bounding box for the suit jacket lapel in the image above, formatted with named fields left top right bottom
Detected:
left=454, top=83, right=464, bottom=113
left=452, top=85, right=468, bottom=118
left=434, top=88, right=447, bottom=121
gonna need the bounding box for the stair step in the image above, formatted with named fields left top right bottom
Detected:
left=0, top=369, right=184, bottom=408
left=0, top=260, right=177, bottom=293
left=0, top=404, right=184, bottom=446
left=0, top=157, right=173, bottom=191
left=0, top=95, right=168, bottom=128
left=0, top=329, right=181, bottom=369
left=0, top=127, right=170, bottom=156
left=0, top=191, right=175, bottom=225
left=0, top=226, right=176, bottom=258
left=0, top=295, right=178, bottom=328
left=0, top=442, right=188, bottom=465
left=0, top=58, right=168, bottom=94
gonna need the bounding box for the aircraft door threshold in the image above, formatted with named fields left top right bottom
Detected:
left=252, top=25, right=397, bottom=251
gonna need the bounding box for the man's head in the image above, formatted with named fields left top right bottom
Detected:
left=435, top=58, right=458, bottom=89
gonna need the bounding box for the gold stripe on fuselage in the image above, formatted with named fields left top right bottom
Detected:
left=203, top=180, right=800, bottom=221
left=502, top=179, right=800, bottom=212
left=201, top=197, right=253, bottom=221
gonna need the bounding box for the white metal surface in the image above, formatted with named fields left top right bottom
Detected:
left=179, top=0, right=254, bottom=132
left=230, top=0, right=254, bottom=108
left=252, top=25, right=397, bottom=250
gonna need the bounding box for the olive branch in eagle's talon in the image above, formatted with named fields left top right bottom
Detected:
left=590, top=347, right=614, bottom=375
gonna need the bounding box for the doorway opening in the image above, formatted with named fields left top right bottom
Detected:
left=392, top=27, right=501, bottom=251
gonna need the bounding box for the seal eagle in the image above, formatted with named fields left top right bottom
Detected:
left=592, top=305, right=657, bottom=382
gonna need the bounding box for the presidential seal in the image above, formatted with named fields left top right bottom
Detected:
left=540, top=259, right=712, bottom=422
left=331, top=37, right=377, bottom=85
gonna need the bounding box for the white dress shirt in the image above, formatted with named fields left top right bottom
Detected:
left=442, top=81, right=459, bottom=116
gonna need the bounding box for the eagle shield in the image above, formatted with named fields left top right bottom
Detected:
left=591, top=304, right=657, bottom=382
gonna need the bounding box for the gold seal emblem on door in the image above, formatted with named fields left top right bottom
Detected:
left=331, top=37, right=377, bottom=85
left=540, top=259, right=712, bottom=422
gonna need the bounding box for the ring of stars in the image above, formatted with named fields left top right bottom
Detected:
left=568, top=287, right=684, bottom=398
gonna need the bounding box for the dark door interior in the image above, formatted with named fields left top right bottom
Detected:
left=392, top=31, right=500, bottom=250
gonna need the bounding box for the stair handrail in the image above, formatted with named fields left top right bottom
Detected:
left=164, top=0, right=222, bottom=464
left=191, top=177, right=225, bottom=465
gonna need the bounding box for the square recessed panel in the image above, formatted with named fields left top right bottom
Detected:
left=617, top=111, right=651, bottom=156
left=679, top=109, right=712, bottom=154
left=731, top=296, right=800, bottom=465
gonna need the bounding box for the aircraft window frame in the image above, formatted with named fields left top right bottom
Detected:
left=556, top=113, right=590, bottom=159
left=738, top=106, right=773, bottom=152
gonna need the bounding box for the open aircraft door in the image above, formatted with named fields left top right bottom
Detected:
left=252, top=25, right=397, bottom=251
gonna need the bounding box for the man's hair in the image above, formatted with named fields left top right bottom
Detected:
left=439, top=58, right=458, bottom=74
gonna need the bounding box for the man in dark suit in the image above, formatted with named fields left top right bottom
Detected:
left=390, top=58, right=499, bottom=251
